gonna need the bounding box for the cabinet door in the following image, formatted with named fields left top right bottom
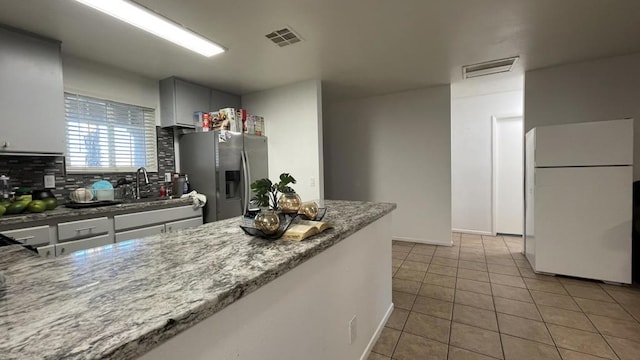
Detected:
left=175, top=79, right=210, bottom=126
left=115, top=225, right=165, bottom=242
left=37, top=244, right=55, bottom=258
left=114, top=205, right=202, bottom=231
left=0, top=27, right=65, bottom=154
left=58, top=217, right=110, bottom=241
left=210, top=88, right=240, bottom=111
left=2, top=225, right=51, bottom=246
left=165, top=217, right=203, bottom=233
left=55, top=234, right=112, bottom=256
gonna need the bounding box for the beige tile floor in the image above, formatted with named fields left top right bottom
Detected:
left=370, top=233, right=640, bottom=360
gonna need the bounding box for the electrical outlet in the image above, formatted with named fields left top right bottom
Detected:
left=348, top=315, right=357, bottom=345
left=164, top=172, right=172, bottom=182
left=44, top=174, right=55, bottom=189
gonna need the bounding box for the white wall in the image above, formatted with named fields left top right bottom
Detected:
left=451, top=87, right=523, bottom=234
left=525, top=52, right=640, bottom=180
left=62, top=56, right=161, bottom=125
left=324, top=86, right=452, bottom=245
left=242, top=80, right=324, bottom=203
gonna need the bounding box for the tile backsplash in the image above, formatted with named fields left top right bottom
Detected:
left=0, top=127, right=175, bottom=202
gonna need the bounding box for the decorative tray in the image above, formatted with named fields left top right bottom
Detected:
left=240, top=212, right=298, bottom=240
left=298, top=207, right=326, bottom=221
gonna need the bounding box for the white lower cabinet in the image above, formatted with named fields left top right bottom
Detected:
left=114, top=205, right=203, bottom=243
left=5, top=205, right=203, bottom=257
left=3, top=225, right=51, bottom=246
left=114, top=206, right=202, bottom=231
left=37, top=244, right=56, bottom=258
left=165, top=217, right=203, bottom=233
left=55, top=234, right=112, bottom=256
left=115, top=225, right=165, bottom=243
left=58, top=217, right=109, bottom=241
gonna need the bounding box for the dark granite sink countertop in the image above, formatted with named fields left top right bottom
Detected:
left=0, top=197, right=194, bottom=228
left=0, top=200, right=395, bottom=360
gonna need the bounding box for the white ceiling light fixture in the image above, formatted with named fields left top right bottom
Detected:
left=74, top=0, right=225, bottom=57
left=462, top=56, right=519, bottom=79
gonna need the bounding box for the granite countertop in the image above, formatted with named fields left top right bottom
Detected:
left=0, top=200, right=396, bottom=360
left=0, top=197, right=194, bottom=228
left=0, top=244, right=36, bottom=272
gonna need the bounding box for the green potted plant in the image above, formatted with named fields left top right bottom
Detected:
left=250, top=173, right=297, bottom=211
left=250, top=173, right=298, bottom=235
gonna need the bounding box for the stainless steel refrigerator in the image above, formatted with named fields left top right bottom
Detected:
left=180, top=131, right=268, bottom=223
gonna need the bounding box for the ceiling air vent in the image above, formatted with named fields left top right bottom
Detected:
left=265, top=27, right=303, bottom=47
left=462, top=56, right=519, bottom=79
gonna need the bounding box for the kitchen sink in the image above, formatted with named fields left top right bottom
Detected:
left=120, top=196, right=169, bottom=204
left=64, top=197, right=175, bottom=209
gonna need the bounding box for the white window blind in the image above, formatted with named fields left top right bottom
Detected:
left=65, top=93, right=158, bottom=173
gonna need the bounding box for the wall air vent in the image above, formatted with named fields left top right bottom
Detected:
left=265, top=27, right=303, bottom=47
left=462, top=56, right=519, bottom=79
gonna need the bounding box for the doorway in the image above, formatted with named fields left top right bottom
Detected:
left=492, top=115, right=524, bottom=235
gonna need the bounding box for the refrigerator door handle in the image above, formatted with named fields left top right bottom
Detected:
left=244, top=150, right=252, bottom=213
left=241, top=150, right=250, bottom=215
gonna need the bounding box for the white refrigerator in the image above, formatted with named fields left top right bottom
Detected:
left=525, top=119, right=633, bottom=284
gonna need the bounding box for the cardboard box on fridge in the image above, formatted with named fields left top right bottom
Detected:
left=246, top=114, right=255, bottom=134
left=251, top=115, right=265, bottom=136
left=219, top=108, right=242, bottom=132
left=193, top=112, right=205, bottom=132
left=209, top=111, right=222, bottom=131
left=238, top=109, right=248, bottom=133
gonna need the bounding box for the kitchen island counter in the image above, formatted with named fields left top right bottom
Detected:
left=0, top=200, right=395, bottom=360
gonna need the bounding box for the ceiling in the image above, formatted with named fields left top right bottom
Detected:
left=1, top=0, right=640, bottom=101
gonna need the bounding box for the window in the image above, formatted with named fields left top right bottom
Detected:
left=64, top=93, right=157, bottom=173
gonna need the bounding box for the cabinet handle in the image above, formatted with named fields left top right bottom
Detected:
left=75, top=226, right=97, bottom=232
left=15, top=236, right=35, bottom=241
left=46, top=250, right=51, bottom=257
left=167, top=226, right=172, bottom=232
left=2, top=141, right=8, bottom=149
left=59, top=248, right=65, bottom=254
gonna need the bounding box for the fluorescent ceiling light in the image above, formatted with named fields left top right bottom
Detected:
left=74, top=0, right=225, bottom=57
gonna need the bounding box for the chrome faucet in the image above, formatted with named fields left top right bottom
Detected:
left=135, top=167, right=149, bottom=199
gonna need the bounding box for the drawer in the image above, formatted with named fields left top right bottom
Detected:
left=165, top=217, right=203, bottom=233
left=3, top=225, right=51, bottom=246
left=58, top=217, right=110, bottom=241
left=115, top=225, right=165, bottom=243
left=55, top=234, right=112, bottom=256
left=114, top=205, right=202, bottom=231
left=37, top=244, right=55, bottom=258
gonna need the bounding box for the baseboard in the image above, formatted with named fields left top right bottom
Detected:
left=394, top=236, right=452, bottom=247
left=452, top=228, right=494, bottom=236
left=360, top=302, right=394, bottom=360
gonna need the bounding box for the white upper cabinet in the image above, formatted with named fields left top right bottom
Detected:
left=160, top=77, right=211, bottom=128
left=0, top=27, right=65, bottom=155
left=160, top=77, right=241, bottom=128
left=210, top=88, right=241, bottom=111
